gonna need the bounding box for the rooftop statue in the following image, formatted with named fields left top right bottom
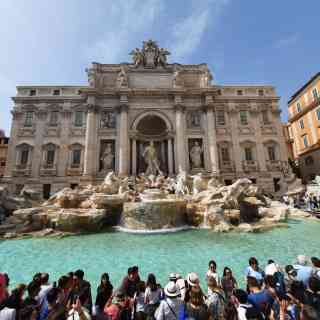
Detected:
left=129, top=40, right=170, bottom=68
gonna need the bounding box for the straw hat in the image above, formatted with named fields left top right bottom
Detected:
left=187, top=272, right=199, bottom=287
left=164, top=281, right=180, bottom=298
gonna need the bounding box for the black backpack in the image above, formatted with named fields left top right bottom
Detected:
left=241, top=305, right=265, bottom=320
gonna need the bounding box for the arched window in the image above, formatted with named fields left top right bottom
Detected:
left=16, top=143, right=33, bottom=168
left=42, top=143, right=58, bottom=168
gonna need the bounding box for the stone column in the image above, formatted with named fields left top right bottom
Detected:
left=58, top=103, right=72, bottom=177
left=228, top=103, right=242, bottom=174
left=83, top=103, right=98, bottom=176
left=175, top=105, right=186, bottom=172
left=31, top=107, right=47, bottom=179
left=167, top=138, right=173, bottom=175
left=205, top=105, right=219, bottom=175
left=3, top=109, right=22, bottom=179
left=132, top=139, right=137, bottom=175
left=118, top=105, right=129, bottom=176
left=251, top=105, right=266, bottom=172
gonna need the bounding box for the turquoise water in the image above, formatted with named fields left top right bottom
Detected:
left=1, top=219, right=319, bottom=295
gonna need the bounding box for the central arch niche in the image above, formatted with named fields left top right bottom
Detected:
left=131, top=113, right=174, bottom=175
left=136, top=115, right=167, bottom=136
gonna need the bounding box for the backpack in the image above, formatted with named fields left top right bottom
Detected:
left=241, top=305, right=265, bottom=320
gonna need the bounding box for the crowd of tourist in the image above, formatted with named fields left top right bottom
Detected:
left=1, top=255, right=320, bottom=320
left=282, top=194, right=320, bottom=212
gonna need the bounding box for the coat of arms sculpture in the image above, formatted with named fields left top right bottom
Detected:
left=130, top=40, right=170, bottom=69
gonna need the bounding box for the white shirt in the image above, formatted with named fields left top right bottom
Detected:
left=155, top=298, right=182, bottom=320
left=206, top=270, right=220, bottom=285
left=237, top=303, right=253, bottom=320
left=0, top=308, right=16, bottom=320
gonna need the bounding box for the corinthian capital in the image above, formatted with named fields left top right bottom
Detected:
left=201, top=105, right=215, bottom=113
left=174, top=104, right=185, bottom=113
left=87, top=104, right=98, bottom=113
left=115, top=104, right=129, bottom=113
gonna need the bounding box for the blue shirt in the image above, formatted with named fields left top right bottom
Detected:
left=293, top=264, right=313, bottom=286
left=244, top=266, right=264, bottom=281
left=248, top=290, right=274, bottom=314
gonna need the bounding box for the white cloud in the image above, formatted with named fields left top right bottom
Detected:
left=85, top=0, right=163, bottom=63
left=169, top=0, right=229, bottom=61
left=274, top=33, right=299, bottom=49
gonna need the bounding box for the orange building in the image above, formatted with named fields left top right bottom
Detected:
left=287, top=72, right=320, bottom=182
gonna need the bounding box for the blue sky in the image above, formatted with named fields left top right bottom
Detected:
left=0, top=0, right=319, bottom=135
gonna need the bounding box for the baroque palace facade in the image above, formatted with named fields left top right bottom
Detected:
left=3, top=40, right=288, bottom=197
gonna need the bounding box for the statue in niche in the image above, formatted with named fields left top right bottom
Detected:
left=101, top=112, right=116, bottom=129
left=116, top=66, right=128, bottom=88
left=190, top=141, right=203, bottom=168
left=130, top=48, right=144, bottom=68
left=187, top=111, right=201, bottom=128
left=143, top=141, right=161, bottom=175
left=101, top=143, right=114, bottom=170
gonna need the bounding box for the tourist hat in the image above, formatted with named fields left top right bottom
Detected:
left=164, top=281, right=180, bottom=297
left=169, top=273, right=182, bottom=281
left=187, top=272, right=199, bottom=287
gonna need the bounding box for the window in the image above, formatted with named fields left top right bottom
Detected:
left=221, top=147, right=230, bottom=162
left=305, top=156, right=314, bottom=166
left=49, top=111, right=59, bottom=126
left=216, top=110, right=225, bottom=125
left=312, top=88, right=318, bottom=100
left=0, top=161, right=6, bottom=167
left=72, top=149, right=81, bottom=167
left=258, top=89, right=264, bottom=96
left=217, top=89, right=222, bottom=95
left=303, top=135, right=309, bottom=148
left=262, top=110, right=269, bottom=124
left=46, top=149, right=55, bottom=165
left=20, top=149, right=29, bottom=166
left=53, top=89, right=60, bottom=96
left=237, top=90, right=243, bottom=96
left=75, top=111, right=84, bottom=127
left=240, top=111, right=248, bottom=125
left=244, top=147, right=253, bottom=161
left=29, top=89, right=36, bottom=96
left=299, top=119, right=304, bottom=129
left=24, top=111, right=34, bottom=127
left=316, top=108, right=320, bottom=121
left=296, top=102, right=301, bottom=113
left=267, top=146, right=276, bottom=161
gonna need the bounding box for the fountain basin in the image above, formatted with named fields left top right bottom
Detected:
left=140, top=189, right=167, bottom=202
left=122, top=199, right=187, bottom=230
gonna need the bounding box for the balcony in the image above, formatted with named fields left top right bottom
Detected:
left=66, top=165, right=83, bottom=176
left=220, top=160, right=235, bottom=172
left=242, top=160, right=259, bottom=172
left=12, top=164, right=32, bottom=177
left=266, top=160, right=282, bottom=171
left=40, top=164, right=57, bottom=176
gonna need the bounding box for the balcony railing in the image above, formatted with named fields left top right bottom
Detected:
left=242, top=160, right=259, bottom=172
left=266, top=160, right=282, bottom=171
